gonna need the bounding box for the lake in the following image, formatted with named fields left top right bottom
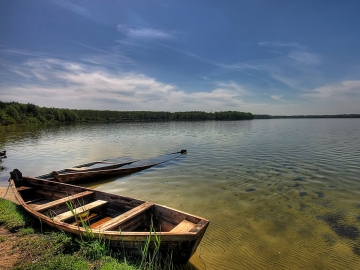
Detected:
left=1, top=119, right=360, bottom=269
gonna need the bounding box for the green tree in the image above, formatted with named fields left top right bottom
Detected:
left=5, top=105, right=20, bottom=122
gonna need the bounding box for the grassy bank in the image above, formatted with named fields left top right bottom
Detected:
left=0, top=198, right=173, bottom=270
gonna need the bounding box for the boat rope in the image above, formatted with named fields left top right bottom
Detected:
left=2, top=181, right=11, bottom=199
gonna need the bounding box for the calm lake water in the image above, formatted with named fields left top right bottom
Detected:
left=1, top=119, right=360, bottom=269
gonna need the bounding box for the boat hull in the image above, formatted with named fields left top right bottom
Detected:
left=9, top=173, right=208, bottom=264
left=39, top=150, right=187, bottom=183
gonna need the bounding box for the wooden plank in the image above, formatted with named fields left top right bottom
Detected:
left=93, top=202, right=153, bottom=231
left=53, top=200, right=108, bottom=222
left=170, top=220, right=196, bottom=233
left=17, top=186, right=34, bottom=192
left=66, top=167, right=90, bottom=171
left=89, top=217, right=113, bottom=229
left=189, top=219, right=209, bottom=233
left=34, top=191, right=94, bottom=212
left=72, top=213, right=98, bottom=226
left=25, top=197, right=45, bottom=204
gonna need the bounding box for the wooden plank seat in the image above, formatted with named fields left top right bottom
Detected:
left=34, top=191, right=94, bottom=212
left=93, top=202, right=154, bottom=231
left=53, top=200, right=108, bottom=222
left=170, top=220, right=196, bottom=233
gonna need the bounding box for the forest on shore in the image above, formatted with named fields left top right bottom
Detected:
left=0, top=101, right=254, bottom=126
left=2, top=101, right=358, bottom=127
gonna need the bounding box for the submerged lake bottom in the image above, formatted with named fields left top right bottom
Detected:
left=1, top=119, right=359, bottom=269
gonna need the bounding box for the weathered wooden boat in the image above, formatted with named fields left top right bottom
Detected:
left=9, top=169, right=209, bottom=264
left=39, top=150, right=187, bottom=183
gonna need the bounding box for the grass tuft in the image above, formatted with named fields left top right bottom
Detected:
left=17, top=227, right=34, bottom=236
left=78, top=238, right=110, bottom=261
left=139, top=220, right=174, bottom=270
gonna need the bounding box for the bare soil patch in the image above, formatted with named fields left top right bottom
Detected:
left=0, top=226, right=21, bottom=270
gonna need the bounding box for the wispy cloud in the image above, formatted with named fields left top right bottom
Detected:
left=258, top=41, right=305, bottom=49
left=270, top=73, right=306, bottom=91
left=117, top=25, right=173, bottom=39
left=213, top=81, right=251, bottom=96
left=302, top=80, right=360, bottom=98
left=288, top=51, right=321, bottom=65
left=0, top=48, right=51, bottom=58
left=51, top=0, right=92, bottom=19
left=270, top=95, right=285, bottom=102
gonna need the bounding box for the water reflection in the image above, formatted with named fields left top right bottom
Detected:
left=1, top=119, right=360, bottom=269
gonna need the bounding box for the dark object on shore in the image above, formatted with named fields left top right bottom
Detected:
left=9, top=170, right=209, bottom=264
left=38, top=150, right=187, bottom=183
left=0, top=150, right=6, bottom=158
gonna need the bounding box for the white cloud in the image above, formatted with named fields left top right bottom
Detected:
left=117, top=25, right=173, bottom=39
left=2, top=58, right=254, bottom=112
left=302, top=80, right=360, bottom=98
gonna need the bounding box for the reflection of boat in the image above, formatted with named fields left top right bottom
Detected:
left=0, top=150, right=6, bottom=158
left=9, top=169, right=209, bottom=264
left=38, top=150, right=187, bottom=183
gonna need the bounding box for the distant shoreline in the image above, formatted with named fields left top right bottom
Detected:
left=254, top=114, right=360, bottom=119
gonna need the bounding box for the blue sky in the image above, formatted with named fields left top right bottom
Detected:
left=1, top=0, right=360, bottom=115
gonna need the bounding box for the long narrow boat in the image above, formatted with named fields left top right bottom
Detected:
left=39, top=150, right=187, bottom=183
left=9, top=169, right=209, bottom=264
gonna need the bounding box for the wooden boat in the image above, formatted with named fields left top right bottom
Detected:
left=39, top=150, right=187, bottom=183
left=9, top=169, right=209, bottom=264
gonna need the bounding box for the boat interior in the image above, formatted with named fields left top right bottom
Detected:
left=15, top=178, right=201, bottom=234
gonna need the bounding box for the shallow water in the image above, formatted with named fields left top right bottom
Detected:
left=1, top=119, right=360, bottom=269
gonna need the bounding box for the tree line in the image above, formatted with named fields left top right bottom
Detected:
left=0, top=101, right=254, bottom=126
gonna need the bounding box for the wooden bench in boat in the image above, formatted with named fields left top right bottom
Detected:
left=34, top=191, right=94, bottom=212
left=170, top=220, right=196, bottom=233
left=92, top=202, right=154, bottom=231
left=53, top=200, right=108, bottom=222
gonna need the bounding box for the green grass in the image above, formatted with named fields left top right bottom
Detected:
left=0, top=198, right=176, bottom=269
left=0, top=198, right=32, bottom=230
left=99, top=257, right=137, bottom=270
